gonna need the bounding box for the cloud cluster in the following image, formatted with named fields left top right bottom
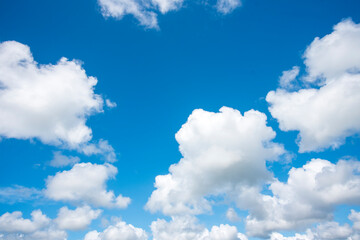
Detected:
left=267, top=19, right=360, bottom=152
left=45, top=162, right=131, bottom=208
left=146, top=107, right=284, bottom=216
left=0, top=210, right=67, bottom=240
left=241, top=158, right=360, bottom=237
left=98, top=0, right=242, bottom=29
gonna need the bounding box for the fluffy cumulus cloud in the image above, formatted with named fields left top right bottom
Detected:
left=55, top=205, right=102, bottom=231
left=146, top=107, right=284, bottom=216
left=0, top=41, right=116, bottom=159
left=0, top=210, right=67, bottom=240
left=45, top=162, right=131, bottom=208
left=266, top=19, right=360, bottom=152
left=241, top=158, right=360, bottom=237
left=151, top=216, right=247, bottom=240
left=84, top=220, right=148, bottom=240
left=98, top=0, right=241, bottom=29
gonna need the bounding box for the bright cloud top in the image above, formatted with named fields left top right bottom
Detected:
left=45, top=162, right=131, bottom=208
left=146, top=107, right=284, bottom=216
left=267, top=19, right=360, bottom=152
left=98, top=0, right=242, bottom=29
left=0, top=41, right=116, bottom=157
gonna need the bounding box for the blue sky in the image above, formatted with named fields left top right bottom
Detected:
left=1, top=0, right=360, bottom=239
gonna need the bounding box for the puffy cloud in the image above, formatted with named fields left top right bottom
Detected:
left=84, top=220, right=148, bottom=240
left=45, top=162, right=131, bottom=208
left=49, top=152, right=80, bottom=168
left=146, top=107, right=284, bottom=216
left=0, top=41, right=100, bottom=148
left=0, top=185, right=42, bottom=203
left=151, top=216, right=247, bottom=240
left=226, top=208, right=241, bottom=222
left=0, top=41, right=115, bottom=159
left=216, top=0, right=241, bottom=14
left=97, top=0, right=241, bottom=29
left=0, top=210, right=50, bottom=234
left=303, top=19, right=360, bottom=81
left=266, top=19, right=360, bottom=152
left=55, top=205, right=102, bottom=231
left=241, top=159, right=360, bottom=237
left=0, top=210, right=67, bottom=240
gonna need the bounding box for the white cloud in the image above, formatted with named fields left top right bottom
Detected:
left=151, top=0, right=184, bottom=14
left=146, top=107, right=284, bottom=216
left=98, top=0, right=159, bottom=29
left=105, top=99, right=117, bottom=108
left=0, top=41, right=115, bottom=158
left=97, top=0, right=241, bottom=29
left=241, top=158, right=360, bottom=237
left=226, top=208, right=241, bottom=222
left=49, top=151, right=80, bottom=168
left=45, top=162, right=131, bottom=208
left=304, top=19, right=360, bottom=81
left=0, top=41, right=102, bottom=148
left=55, top=205, right=102, bottom=231
left=216, top=0, right=241, bottom=14
left=84, top=220, right=148, bottom=240
left=0, top=210, right=67, bottom=240
left=151, top=216, right=247, bottom=240
left=0, top=185, right=42, bottom=203
left=279, top=66, right=300, bottom=89
left=266, top=19, right=360, bottom=152
left=82, top=139, right=117, bottom=163
left=0, top=210, right=50, bottom=234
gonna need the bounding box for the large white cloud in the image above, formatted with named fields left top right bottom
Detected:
left=45, top=162, right=131, bottom=208
left=84, top=220, right=148, bottom=240
left=98, top=0, right=241, bottom=29
left=146, top=107, right=284, bottom=216
left=266, top=19, right=360, bottom=152
left=55, top=205, right=102, bottom=231
left=151, top=216, right=247, bottom=240
left=0, top=210, right=67, bottom=240
left=241, top=158, right=360, bottom=237
left=0, top=41, right=116, bottom=159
